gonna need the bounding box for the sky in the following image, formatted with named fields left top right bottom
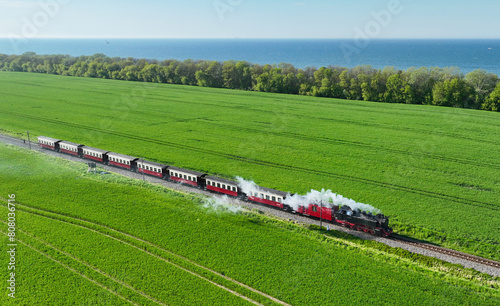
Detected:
left=0, top=0, right=499, bottom=39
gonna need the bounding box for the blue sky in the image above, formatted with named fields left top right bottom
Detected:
left=1, top=0, right=499, bottom=39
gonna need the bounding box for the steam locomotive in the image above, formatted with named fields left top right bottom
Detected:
left=37, top=136, right=393, bottom=237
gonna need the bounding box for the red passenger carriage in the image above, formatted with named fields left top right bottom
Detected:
left=247, top=187, right=288, bottom=210
left=59, top=141, right=83, bottom=157
left=168, top=167, right=205, bottom=187
left=205, top=176, right=239, bottom=197
left=37, top=136, right=61, bottom=151
left=107, top=152, right=138, bottom=170
left=82, top=146, right=109, bottom=163
left=137, top=160, right=168, bottom=178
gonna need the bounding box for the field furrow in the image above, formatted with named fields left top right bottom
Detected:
left=1, top=200, right=286, bottom=306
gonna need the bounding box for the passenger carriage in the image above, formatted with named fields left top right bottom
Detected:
left=297, top=204, right=334, bottom=221
left=59, top=141, right=83, bottom=157
left=205, top=176, right=239, bottom=197
left=37, top=136, right=61, bottom=151
left=32, top=135, right=394, bottom=237
left=107, top=152, right=138, bottom=170
left=137, top=160, right=168, bottom=178
left=82, top=146, right=109, bottom=163
left=167, top=167, right=205, bottom=188
left=247, top=187, right=288, bottom=209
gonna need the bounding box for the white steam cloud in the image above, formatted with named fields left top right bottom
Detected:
left=236, top=176, right=262, bottom=196
left=236, top=177, right=381, bottom=214
left=203, top=195, right=242, bottom=214
left=284, top=188, right=381, bottom=214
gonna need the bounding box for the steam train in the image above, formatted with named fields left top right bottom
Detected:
left=37, top=136, right=393, bottom=237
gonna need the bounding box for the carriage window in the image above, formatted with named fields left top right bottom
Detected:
left=260, top=193, right=264, bottom=198
left=312, top=206, right=317, bottom=212
left=266, top=195, right=270, bottom=200
left=222, top=184, right=226, bottom=189
left=272, top=196, right=276, bottom=202
left=212, top=182, right=216, bottom=186
left=278, top=198, right=282, bottom=203
left=217, top=183, right=221, bottom=188
left=232, top=187, right=237, bottom=192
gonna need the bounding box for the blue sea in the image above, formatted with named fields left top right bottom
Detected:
left=0, top=38, right=499, bottom=76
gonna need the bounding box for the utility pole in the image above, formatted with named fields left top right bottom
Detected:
left=26, top=131, right=31, bottom=150
left=141, top=158, right=145, bottom=182
left=320, top=200, right=323, bottom=230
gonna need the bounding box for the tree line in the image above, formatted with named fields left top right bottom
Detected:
left=1, top=52, right=499, bottom=112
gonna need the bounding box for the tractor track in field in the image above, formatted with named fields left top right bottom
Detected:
left=2, top=134, right=500, bottom=277
left=33, top=93, right=500, bottom=172
left=0, top=220, right=166, bottom=305
left=2, top=110, right=499, bottom=213
left=3, top=201, right=289, bottom=306
left=6, top=76, right=500, bottom=147
left=142, top=92, right=500, bottom=146
left=0, top=229, right=140, bottom=305
left=392, top=235, right=500, bottom=270
left=201, top=121, right=500, bottom=170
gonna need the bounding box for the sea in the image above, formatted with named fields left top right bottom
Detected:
left=0, top=38, right=499, bottom=76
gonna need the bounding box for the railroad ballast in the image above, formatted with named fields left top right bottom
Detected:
left=37, top=136, right=393, bottom=237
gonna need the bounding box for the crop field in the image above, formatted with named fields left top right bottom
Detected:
left=1, top=71, right=500, bottom=261
left=1, top=143, right=499, bottom=305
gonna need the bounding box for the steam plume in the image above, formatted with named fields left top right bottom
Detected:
left=203, top=195, right=242, bottom=213
left=284, top=188, right=381, bottom=214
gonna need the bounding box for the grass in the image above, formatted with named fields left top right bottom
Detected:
left=0, top=143, right=499, bottom=305
left=0, top=71, right=499, bottom=262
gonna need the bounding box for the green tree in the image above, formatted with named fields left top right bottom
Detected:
left=406, top=67, right=435, bottom=104
left=482, top=82, right=500, bottom=111
left=465, top=69, right=498, bottom=108
left=432, top=78, right=472, bottom=108
left=384, top=73, right=411, bottom=103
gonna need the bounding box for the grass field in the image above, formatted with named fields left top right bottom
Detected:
left=1, top=71, right=500, bottom=261
left=1, top=143, right=499, bottom=305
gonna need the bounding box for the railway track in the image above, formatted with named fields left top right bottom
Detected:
left=392, top=235, right=500, bottom=269
left=2, top=110, right=499, bottom=212
left=2, top=133, right=500, bottom=277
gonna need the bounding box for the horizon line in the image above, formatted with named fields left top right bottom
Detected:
left=1, top=37, right=500, bottom=40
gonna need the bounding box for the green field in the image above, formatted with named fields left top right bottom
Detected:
left=1, top=143, right=499, bottom=305
left=1, top=71, right=500, bottom=261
